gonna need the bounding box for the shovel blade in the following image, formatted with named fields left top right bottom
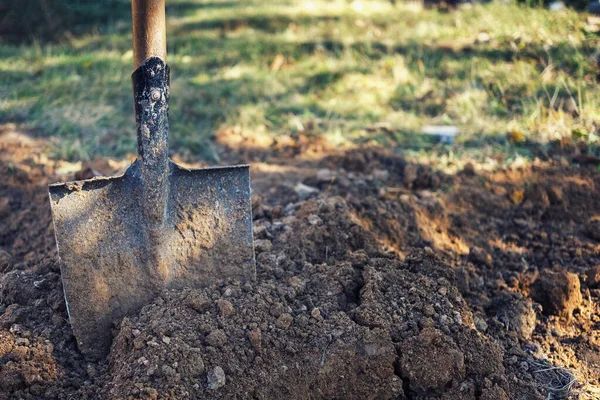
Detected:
left=49, top=160, right=254, bottom=359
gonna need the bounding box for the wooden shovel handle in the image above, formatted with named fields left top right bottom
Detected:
left=132, top=0, right=166, bottom=69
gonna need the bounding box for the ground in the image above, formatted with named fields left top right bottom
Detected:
left=1, top=124, right=600, bottom=399
left=1, top=0, right=600, bottom=399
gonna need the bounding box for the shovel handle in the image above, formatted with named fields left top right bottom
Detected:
left=132, top=0, right=166, bottom=69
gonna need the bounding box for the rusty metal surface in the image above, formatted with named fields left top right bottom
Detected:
left=48, top=57, right=255, bottom=360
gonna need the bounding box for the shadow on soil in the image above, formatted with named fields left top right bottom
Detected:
left=1, top=124, right=599, bottom=396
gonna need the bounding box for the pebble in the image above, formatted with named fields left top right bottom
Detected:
left=316, top=168, right=336, bottom=183
left=187, top=294, right=211, bottom=313
left=419, top=317, right=435, bottom=328
left=276, top=313, right=293, bottom=329
left=311, top=308, right=323, bottom=321
left=217, top=300, right=235, bottom=317
left=162, top=365, right=176, bottom=377
left=248, top=328, right=262, bottom=353
left=162, top=336, right=171, bottom=345
left=206, top=329, right=228, bottom=348
left=294, top=183, right=319, bottom=200
left=307, top=214, right=323, bottom=226
left=133, top=336, right=145, bottom=350
left=422, top=305, right=435, bottom=317
left=453, top=311, right=463, bottom=325
left=207, top=366, right=226, bottom=390
left=137, top=357, right=149, bottom=365
left=474, top=316, right=488, bottom=333
left=9, top=324, right=23, bottom=334
left=372, top=169, right=389, bottom=181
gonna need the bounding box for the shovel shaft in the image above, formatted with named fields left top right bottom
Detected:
left=132, top=0, right=166, bottom=68
left=132, top=0, right=170, bottom=225
left=132, top=57, right=170, bottom=224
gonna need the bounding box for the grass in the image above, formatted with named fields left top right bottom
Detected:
left=0, top=0, right=599, bottom=162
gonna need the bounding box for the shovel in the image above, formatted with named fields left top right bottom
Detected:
left=49, top=0, right=255, bottom=360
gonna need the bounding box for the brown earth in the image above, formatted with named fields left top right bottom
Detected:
left=1, top=125, right=600, bottom=399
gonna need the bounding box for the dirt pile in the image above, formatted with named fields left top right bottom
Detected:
left=1, top=130, right=600, bottom=399
left=88, top=204, right=532, bottom=399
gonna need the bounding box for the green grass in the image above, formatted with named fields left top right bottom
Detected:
left=0, top=0, right=598, bottom=162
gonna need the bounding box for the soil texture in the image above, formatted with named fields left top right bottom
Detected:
left=1, top=127, right=600, bottom=399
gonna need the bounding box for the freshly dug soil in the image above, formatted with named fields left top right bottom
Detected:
left=1, top=127, right=599, bottom=399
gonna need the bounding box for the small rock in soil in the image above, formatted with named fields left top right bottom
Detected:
left=306, top=214, right=322, bottom=226
left=294, top=182, right=319, bottom=200
left=187, top=293, right=211, bottom=313
left=217, top=299, right=235, bottom=317
left=310, top=307, right=323, bottom=321
left=0, top=304, right=23, bottom=328
left=207, top=366, right=226, bottom=390
left=276, top=313, right=293, bottom=329
left=178, top=349, right=205, bottom=376
left=140, top=387, right=158, bottom=400
left=422, top=304, right=435, bottom=317
left=371, top=169, right=389, bottom=181
left=531, top=269, right=582, bottom=319
left=206, top=329, right=228, bottom=348
left=474, top=316, right=488, bottom=333
left=316, top=168, right=336, bottom=183
left=248, top=328, right=262, bottom=353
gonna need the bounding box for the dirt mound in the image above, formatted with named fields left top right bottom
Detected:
left=86, top=224, right=530, bottom=399
left=1, top=131, right=600, bottom=399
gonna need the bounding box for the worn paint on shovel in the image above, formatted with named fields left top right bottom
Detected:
left=49, top=58, right=255, bottom=360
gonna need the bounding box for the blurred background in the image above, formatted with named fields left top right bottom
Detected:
left=0, top=0, right=599, bottom=166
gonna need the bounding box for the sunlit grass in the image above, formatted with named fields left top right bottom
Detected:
left=0, top=0, right=598, bottom=161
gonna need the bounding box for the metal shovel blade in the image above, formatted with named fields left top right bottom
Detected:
left=49, top=58, right=255, bottom=360
left=49, top=161, right=254, bottom=359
